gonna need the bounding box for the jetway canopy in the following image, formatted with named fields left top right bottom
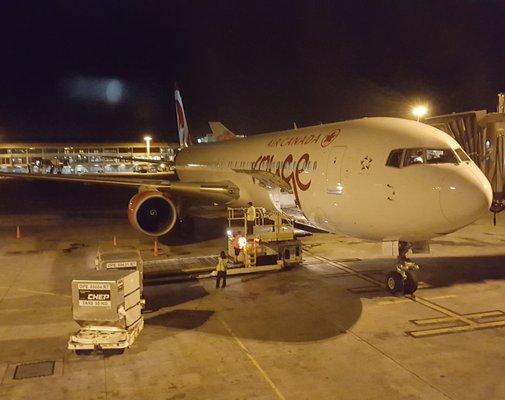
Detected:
left=426, top=110, right=487, bottom=167
left=426, top=105, right=505, bottom=209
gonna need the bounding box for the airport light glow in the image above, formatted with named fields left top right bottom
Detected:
left=412, top=105, right=428, bottom=122
left=144, top=136, right=152, bottom=157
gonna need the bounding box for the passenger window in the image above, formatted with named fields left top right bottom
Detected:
left=426, top=149, right=458, bottom=164
left=455, top=148, right=471, bottom=162
left=386, top=149, right=403, bottom=168
left=403, top=149, right=425, bottom=167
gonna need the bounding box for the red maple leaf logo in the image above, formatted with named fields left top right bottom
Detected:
left=176, top=101, right=185, bottom=129
left=321, top=130, right=340, bottom=148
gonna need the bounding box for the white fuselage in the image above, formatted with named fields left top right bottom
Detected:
left=175, top=117, right=492, bottom=242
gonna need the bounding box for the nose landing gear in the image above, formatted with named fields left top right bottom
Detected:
left=385, top=241, right=419, bottom=295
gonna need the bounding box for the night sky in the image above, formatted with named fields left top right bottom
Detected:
left=0, top=1, right=504, bottom=142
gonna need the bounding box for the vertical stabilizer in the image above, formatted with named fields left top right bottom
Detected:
left=208, top=121, right=238, bottom=141
left=174, top=83, right=191, bottom=148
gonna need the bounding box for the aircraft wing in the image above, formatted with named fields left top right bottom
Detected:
left=0, top=172, right=239, bottom=202
left=233, top=169, right=293, bottom=192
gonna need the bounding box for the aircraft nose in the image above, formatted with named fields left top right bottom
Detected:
left=440, top=169, right=492, bottom=225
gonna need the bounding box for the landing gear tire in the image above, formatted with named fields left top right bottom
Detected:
left=403, top=270, right=418, bottom=295
left=385, top=271, right=404, bottom=294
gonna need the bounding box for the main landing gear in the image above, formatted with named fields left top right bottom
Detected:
left=385, top=241, right=419, bottom=295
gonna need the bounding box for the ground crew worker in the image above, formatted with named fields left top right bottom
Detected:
left=215, top=251, right=228, bottom=288
left=246, top=201, right=256, bottom=235
left=231, top=231, right=242, bottom=262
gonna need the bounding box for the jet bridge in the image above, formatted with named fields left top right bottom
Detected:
left=426, top=93, right=505, bottom=213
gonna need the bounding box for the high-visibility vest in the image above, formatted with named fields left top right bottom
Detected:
left=246, top=206, right=256, bottom=221
left=216, top=258, right=228, bottom=272
left=237, top=236, right=247, bottom=249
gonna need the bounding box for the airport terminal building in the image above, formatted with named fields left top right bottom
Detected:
left=0, top=141, right=178, bottom=174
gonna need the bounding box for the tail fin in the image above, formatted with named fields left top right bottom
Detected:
left=174, top=83, right=192, bottom=148
left=208, top=121, right=238, bottom=141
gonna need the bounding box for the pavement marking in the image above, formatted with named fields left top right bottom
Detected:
left=343, top=329, right=453, bottom=400
left=0, top=362, right=8, bottom=386
left=378, top=298, right=412, bottom=305
left=0, top=286, right=71, bottom=298
left=348, top=285, right=383, bottom=294
left=309, top=254, right=382, bottom=288
left=0, top=306, right=69, bottom=313
left=103, top=356, right=108, bottom=400
left=407, top=320, right=505, bottom=338
left=407, top=295, right=477, bottom=326
left=412, top=316, right=465, bottom=326
left=0, top=267, right=26, bottom=307
left=376, top=293, right=446, bottom=306
left=219, top=318, right=286, bottom=400
left=425, top=294, right=457, bottom=300
left=308, top=253, right=505, bottom=338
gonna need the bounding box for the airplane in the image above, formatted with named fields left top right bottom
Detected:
left=0, top=85, right=493, bottom=295
left=208, top=121, right=240, bottom=141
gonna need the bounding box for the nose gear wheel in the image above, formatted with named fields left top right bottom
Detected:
left=385, top=271, right=404, bottom=294
left=385, top=241, right=419, bottom=295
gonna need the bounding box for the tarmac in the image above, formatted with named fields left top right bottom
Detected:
left=1, top=181, right=505, bottom=399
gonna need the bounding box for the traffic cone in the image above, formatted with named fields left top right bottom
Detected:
left=153, top=238, right=159, bottom=257
left=113, top=235, right=117, bottom=246
left=16, top=226, right=21, bottom=239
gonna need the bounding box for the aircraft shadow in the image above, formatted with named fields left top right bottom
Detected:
left=416, top=254, right=505, bottom=287
left=146, top=309, right=215, bottom=330
left=141, top=267, right=363, bottom=343
left=345, top=253, right=505, bottom=299
left=143, top=281, right=210, bottom=312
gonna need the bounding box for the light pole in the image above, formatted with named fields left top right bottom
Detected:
left=143, top=136, right=152, bottom=157
left=412, top=105, right=428, bottom=122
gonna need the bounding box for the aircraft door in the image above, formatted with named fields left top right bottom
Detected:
left=325, top=146, right=346, bottom=194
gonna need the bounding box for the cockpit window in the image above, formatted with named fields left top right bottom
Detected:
left=426, top=149, right=458, bottom=164
left=388, top=148, right=462, bottom=168
left=455, top=148, right=471, bottom=162
left=386, top=149, right=403, bottom=168
left=403, top=149, right=425, bottom=166
left=401, top=148, right=458, bottom=167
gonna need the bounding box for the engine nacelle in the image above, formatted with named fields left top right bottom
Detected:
left=127, top=190, right=177, bottom=236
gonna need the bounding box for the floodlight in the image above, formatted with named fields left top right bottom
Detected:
left=412, top=105, right=428, bottom=122
left=143, top=136, right=152, bottom=157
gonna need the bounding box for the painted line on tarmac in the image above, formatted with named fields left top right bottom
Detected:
left=219, top=317, right=286, bottom=400
left=378, top=295, right=456, bottom=306
left=307, top=253, right=505, bottom=337
left=309, top=254, right=383, bottom=288
left=425, top=294, right=457, bottom=300
left=405, top=295, right=476, bottom=326
left=0, top=286, right=71, bottom=298
left=407, top=320, right=505, bottom=338
left=412, top=310, right=505, bottom=326
left=377, top=298, right=411, bottom=305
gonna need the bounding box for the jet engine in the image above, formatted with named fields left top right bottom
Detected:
left=127, top=190, right=177, bottom=236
